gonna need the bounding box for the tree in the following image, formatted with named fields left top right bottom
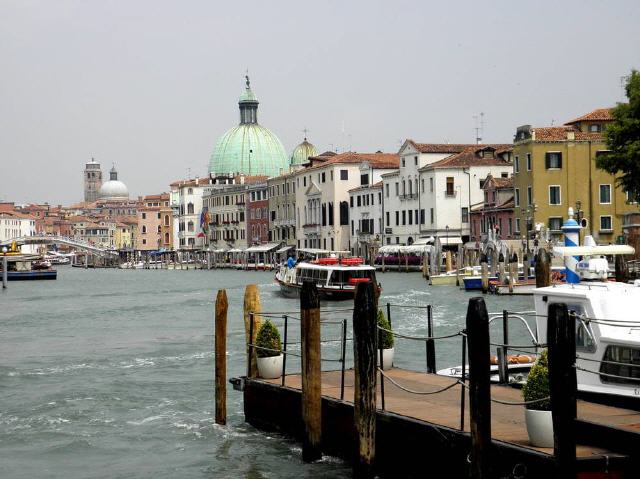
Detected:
left=596, top=70, right=640, bottom=202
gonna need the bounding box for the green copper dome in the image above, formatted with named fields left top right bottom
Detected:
left=209, top=76, right=288, bottom=177
left=290, top=138, right=318, bottom=166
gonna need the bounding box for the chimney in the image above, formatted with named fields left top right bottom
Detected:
left=566, top=130, right=575, bottom=141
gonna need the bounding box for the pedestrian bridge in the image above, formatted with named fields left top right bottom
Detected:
left=0, top=235, right=118, bottom=257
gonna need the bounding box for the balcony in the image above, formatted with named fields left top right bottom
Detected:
left=399, top=193, right=418, bottom=201
left=444, top=190, right=457, bottom=198
left=303, top=223, right=320, bottom=235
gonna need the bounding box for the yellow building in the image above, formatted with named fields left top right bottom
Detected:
left=513, top=108, right=636, bottom=243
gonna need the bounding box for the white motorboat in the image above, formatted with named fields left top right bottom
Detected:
left=275, top=252, right=379, bottom=300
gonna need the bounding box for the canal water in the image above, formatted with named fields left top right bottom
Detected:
left=1, top=267, right=534, bottom=478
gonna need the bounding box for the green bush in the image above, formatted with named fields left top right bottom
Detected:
left=256, top=320, right=282, bottom=358
left=522, top=349, right=550, bottom=411
left=377, top=309, right=394, bottom=350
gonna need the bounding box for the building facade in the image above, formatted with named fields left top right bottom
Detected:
left=349, top=181, right=383, bottom=262
left=246, top=182, right=269, bottom=245
left=470, top=174, right=516, bottom=243
left=136, top=194, right=170, bottom=251
left=293, top=152, right=399, bottom=251
left=513, top=108, right=636, bottom=242
left=267, top=173, right=296, bottom=246
left=170, top=177, right=214, bottom=250
left=84, top=158, right=103, bottom=203
left=0, top=212, right=37, bottom=254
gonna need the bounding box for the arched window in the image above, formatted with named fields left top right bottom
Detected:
left=188, top=188, right=193, bottom=195
left=188, top=221, right=194, bottom=232
left=157, top=225, right=161, bottom=233
left=142, top=225, right=147, bottom=234
left=164, top=232, right=169, bottom=244
left=164, top=215, right=170, bottom=226
left=187, top=203, right=194, bottom=214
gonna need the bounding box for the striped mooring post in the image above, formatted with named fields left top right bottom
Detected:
left=561, top=207, right=581, bottom=284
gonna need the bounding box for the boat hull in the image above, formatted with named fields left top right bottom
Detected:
left=275, top=278, right=357, bottom=300
left=429, top=274, right=458, bottom=286
left=7, top=270, right=57, bottom=281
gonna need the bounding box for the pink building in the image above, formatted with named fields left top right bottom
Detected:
left=470, top=174, right=516, bottom=242
left=246, top=182, right=269, bottom=245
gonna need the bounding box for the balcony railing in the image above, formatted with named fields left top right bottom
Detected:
left=303, top=223, right=320, bottom=235
left=399, top=193, right=418, bottom=201
left=444, top=190, right=457, bottom=198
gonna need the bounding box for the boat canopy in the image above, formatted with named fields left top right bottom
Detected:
left=438, top=237, right=463, bottom=246
left=227, top=248, right=244, bottom=253
left=276, top=245, right=294, bottom=254
left=297, top=248, right=330, bottom=255
left=245, top=242, right=281, bottom=253
left=553, top=245, right=635, bottom=257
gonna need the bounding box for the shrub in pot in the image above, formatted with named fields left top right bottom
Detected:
left=522, top=350, right=553, bottom=447
left=256, top=320, right=283, bottom=379
left=377, top=309, right=395, bottom=370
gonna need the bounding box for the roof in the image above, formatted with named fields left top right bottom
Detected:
left=304, top=152, right=399, bottom=171
left=565, top=108, right=613, bottom=125
left=532, top=126, right=603, bottom=141
left=423, top=145, right=512, bottom=169
left=489, top=176, right=513, bottom=188
left=407, top=141, right=474, bottom=154
left=0, top=211, right=37, bottom=220
left=170, top=177, right=214, bottom=188
left=348, top=181, right=383, bottom=193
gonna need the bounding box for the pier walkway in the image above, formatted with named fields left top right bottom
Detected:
left=266, top=368, right=639, bottom=458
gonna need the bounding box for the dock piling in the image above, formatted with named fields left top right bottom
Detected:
left=466, top=297, right=491, bottom=479
left=426, top=304, right=436, bottom=373
left=214, top=289, right=228, bottom=425
left=497, top=310, right=509, bottom=384
left=353, top=282, right=377, bottom=479
left=535, top=248, right=551, bottom=288
left=300, top=281, right=322, bottom=462
left=480, top=261, right=489, bottom=294
left=243, top=285, right=262, bottom=379
left=2, top=255, right=7, bottom=289
left=548, top=303, right=577, bottom=478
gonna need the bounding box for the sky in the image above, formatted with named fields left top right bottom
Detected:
left=1, top=0, right=639, bottom=205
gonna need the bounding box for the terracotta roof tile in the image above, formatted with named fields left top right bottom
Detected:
left=305, top=152, right=399, bottom=171
left=491, top=177, right=513, bottom=188
left=407, top=141, right=473, bottom=154
left=423, top=145, right=512, bottom=169
left=532, top=126, right=604, bottom=141
left=565, top=108, right=613, bottom=125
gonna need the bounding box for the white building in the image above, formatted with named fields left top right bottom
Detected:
left=170, top=176, right=214, bottom=250
left=348, top=181, right=383, bottom=262
left=418, top=145, right=513, bottom=243
left=293, top=152, right=399, bottom=252
left=381, top=141, right=474, bottom=246
left=0, top=212, right=37, bottom=254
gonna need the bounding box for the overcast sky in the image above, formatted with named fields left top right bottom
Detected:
left=1, top=0, right=639, bottom=205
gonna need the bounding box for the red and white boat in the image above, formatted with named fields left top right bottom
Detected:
left=275, top=251, right=379, bottom=300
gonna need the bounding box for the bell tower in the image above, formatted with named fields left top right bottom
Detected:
left=84, top=158, right=103, bottom=202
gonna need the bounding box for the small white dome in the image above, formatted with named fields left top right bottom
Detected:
left=99, top=180, right=129, bottom=199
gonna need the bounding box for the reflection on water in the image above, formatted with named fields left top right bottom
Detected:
left=0, top=268, right=533, bottom=478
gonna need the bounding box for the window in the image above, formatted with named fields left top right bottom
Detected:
left=357, top=196, right=361, bottom=207
left=548, top=217, right=563, bottom=231
left=164, top=232, right=169, bottom=244
left=339, top=201, right=349, bottom=225
left=526, top=153, right=532, bottom=171
left=461, top=207, right=469, bottom=223
left=188, top=188, right=193, bottom=195
left=408, top=210, right=412, bottom=225
left=157, top=212, right=161, bottom=219
left=527, top=186, right=532, bottom=206
left=429, top=177, right=433, bottom=192
left=514, top=156, right=519, bottom=173
left=395, top=182, right=399, bottom=196
left=545, top=152, right=562, bottom=169
left=385, top=184, right=389, bottom=197
left=402, top=210, right=406, bottom=225
left=340, top=170, right=348, bottom=180
left=515, top=188, right=520, bottom=207
left=386, top=212, right=390, bottom=227
left=589, top=124, right=602, bottom=133
left=421, top=179, right=425, bottom=193
left=515, top=218, right=521, bottom=233
left=322, top=204, right=326, bottom=226
left=430, top=208, right=434, bottom=224
left=600, top=345, right=640, bottom=385
left=401, top=158, right=405, bottom=167
left=164, top=215, right=170, bottom=226
left=187, top=203, right=194, bottom=214
left=549, top=185, right=561, bottom=205
left=446, top=177, right=454, bottom=196
left=600, top=216, right=612, bottom=231
left=303, top=177, right=307, bottom=187
left=508, top=218, right=512, bottom=236
left=414, top=156, right=418, bottom=166
left=157, top=225, right=161, bottom=233
left=321, top=172, right=326, bottom=183
left=360, top=173, right=369, bottom=185
left=599, top=184, right=611, bottom=204
left=395, top=211, right=399, bottom=226
left=142, top=225, right=147, bottom=234
left=142, top=238, right=147, bottom=245
left=142, top=212, right=146, bottom=220
left=328, top=203, right=334, bottom=225
left=420, top=209, right=425, bottom=224
left=350, top=196, right=354, bottom=207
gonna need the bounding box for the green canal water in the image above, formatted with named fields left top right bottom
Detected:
left=1, top=267, right=534, bottom=478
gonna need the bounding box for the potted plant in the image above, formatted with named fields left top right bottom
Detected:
left=522, top=350, right=553, bottom=447
left=377, top=309, right=395, bottom=370
left=255, top=320, right=284, bottom=379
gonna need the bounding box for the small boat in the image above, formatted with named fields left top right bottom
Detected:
left=275, top=252, right=379, bottom=300
left=430, top=266, right=480, bottom=286
left=1, top=242, right=57, bottom=280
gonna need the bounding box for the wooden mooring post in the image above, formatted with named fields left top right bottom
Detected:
left=466, top=297, right=491, bottom=479
left=243, top=284, right=262, bottom=378
left=615, top=254, right=629, bottom=283
left=2, top=255, right=7, bottom=289
left=535, top=248, right=551, bottom=288
left=214, top=289, right=228, bottom=425
left=353, top=282, right=377, bottom=479
left=547, top=302, right=577, bottom=478
left=480, top=260, right=489, bottom=295
left=426, top=304, right=436, bottom=373
left=300, top=281, right=322, bottom=462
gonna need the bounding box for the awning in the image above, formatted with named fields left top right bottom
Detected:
left=276, top=245, right=294, bottom=254
left=402, top=244, right=433, bottom=254
left=245, top=242, right=281, bottom=253
left=227, top=248, right=244, bottom=253
left=439, top=237, right=463, bottom=246
left=297, top=248, right=330, bottom=255
left=378, top=245, right=401, bottom=254
left=211, top=248, right=227, bottom=253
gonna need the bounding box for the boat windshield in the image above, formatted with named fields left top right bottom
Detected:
left=599, top=345, right=640, bottom=385
left=296, top=267, right=328, bottom=285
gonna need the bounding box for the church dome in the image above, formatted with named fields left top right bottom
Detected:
left=99, top=165, right=129, bottom=200
left=290, top=137, right=317, bottom=166
left=209, top=76, right=288, bottom=178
